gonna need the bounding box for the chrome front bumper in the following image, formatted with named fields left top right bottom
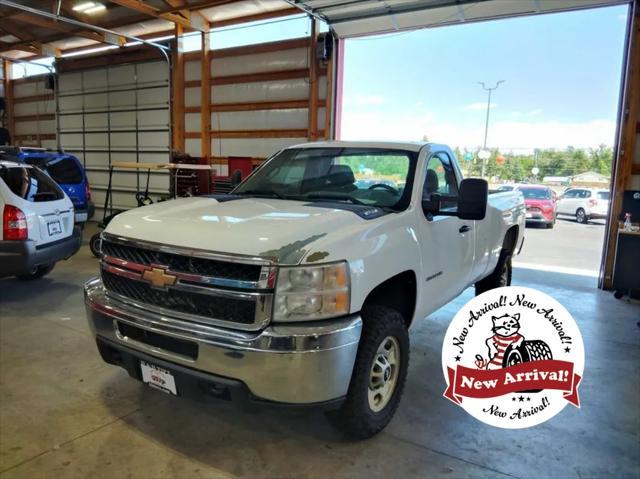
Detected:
left=84, top=278, right=362, bottom=404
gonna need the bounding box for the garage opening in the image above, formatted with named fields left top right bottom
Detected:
left=339, top=4, right=629, bottom=284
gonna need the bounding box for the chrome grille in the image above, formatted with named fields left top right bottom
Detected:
left=102, top=269, right=257, bottom=324
left=99, top=234, right=275, bottom=331
left=101, top=238, right=261, bottom=283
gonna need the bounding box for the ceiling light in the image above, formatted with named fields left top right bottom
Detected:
left=83, top=4, right=106, bottom=14
left=72, top=2, right=96, bottom=11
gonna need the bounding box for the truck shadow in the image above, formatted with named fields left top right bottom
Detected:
left=100, top=377, right=362, bottom=474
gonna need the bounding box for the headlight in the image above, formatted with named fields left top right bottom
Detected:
left=273, top=262, right=350, bottom=322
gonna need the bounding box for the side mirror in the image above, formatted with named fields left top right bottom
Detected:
left=421, top=178, right=488, bottom=220
left=458, top=178, right=488, bottom=220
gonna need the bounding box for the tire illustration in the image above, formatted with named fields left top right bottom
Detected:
left=90, top=233, right=102, bottom=258
left=502, top=340, right=553, bottom=393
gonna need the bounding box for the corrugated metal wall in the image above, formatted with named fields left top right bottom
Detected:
left=57, top=61, right=171, bottom=218
left=11, top=74, right=57, bottom=148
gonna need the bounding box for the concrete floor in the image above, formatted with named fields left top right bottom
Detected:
left=0, top=233, right=638, bottom=479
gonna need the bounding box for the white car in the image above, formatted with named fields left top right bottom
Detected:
left=0, top=160, right=81, bottom=279
left=84, top=141, right=525, bottom=438
left=556, top=187, right=610, bottom=224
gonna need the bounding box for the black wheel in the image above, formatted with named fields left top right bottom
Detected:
left=613, top=290, right=624, bottom=299
left=326, top=305, right=409, bottom=439
left=576, top=208, right=587, bottom=224
left=16, top=262, right=55, bottom=280
left=503, top=340, right=553, bottom=393
left=90, top=233, right=102, bottom=258
left=475, top=250, right=512, bottom=296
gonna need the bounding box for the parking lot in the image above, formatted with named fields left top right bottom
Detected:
left=515, top=217, right=607, bottom=278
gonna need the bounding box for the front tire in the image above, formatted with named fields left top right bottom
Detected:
left=16, top=262, right=55, bottom=280
left=327, top=305, right=409, bottom=439
left=475, top=251, right=512, bottom=296
left=576, top=208, right=588, bottom=224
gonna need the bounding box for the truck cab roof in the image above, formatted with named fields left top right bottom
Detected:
left=288, top=140, right=441, bottom=153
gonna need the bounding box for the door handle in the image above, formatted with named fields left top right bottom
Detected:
left=459, top=225, right=472, bottom=233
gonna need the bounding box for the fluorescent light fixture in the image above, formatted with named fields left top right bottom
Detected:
left=72, top=2, right=95, bottom=11
left=83, top=4, right=106, bottom=14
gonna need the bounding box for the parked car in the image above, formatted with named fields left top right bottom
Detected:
left=0, top=147, right=94, bottom=226
left=0, top=160, right=81, bottom=280
left=556, top=188, right=610, bottom=224
left=515, top=184, right=556, bottom=228
left=84, top=141, right=525, bottom=439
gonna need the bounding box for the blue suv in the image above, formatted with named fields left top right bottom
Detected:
left=0, top=147, right=94, bottom=225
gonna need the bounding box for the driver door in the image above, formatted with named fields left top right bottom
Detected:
left=416, top=152, right=475, bottom=312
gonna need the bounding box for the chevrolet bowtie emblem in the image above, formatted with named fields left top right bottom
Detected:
left=142, top=267, right=177, bottom=289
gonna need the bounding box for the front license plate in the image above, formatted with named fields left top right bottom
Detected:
left=526, top=213, right=532, bottom=218
left=75, top=212, right=88, bottom=223
left=140, top=361, right=177, bottom=395
left=47, top=220, right=62, bottom=236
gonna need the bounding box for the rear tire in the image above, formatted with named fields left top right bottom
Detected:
left=90, top=233, right=102, bottom=258
left=475, top=251, right=512, bottom=296
left=326, top=305, right=409, bottom=439
left=576, top=208, right=587, bottom=224
left=16, top=262, right=55, bottom=280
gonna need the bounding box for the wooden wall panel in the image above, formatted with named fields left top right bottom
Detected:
left=183, top=33, right=333, bottom=170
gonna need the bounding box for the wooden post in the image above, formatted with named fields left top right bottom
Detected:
left=201, top=30, right=211, bottom=160
left=601, top=3, right=640, bottom=289
left=324, top=41, right=333, bottom=140
left=308, top=19, right=319, bottom=141
left=3, top=60, right=14, bottom=144
left=171, top=24, right=185, bottom=153
left=333, top=38, right=345, bottom=140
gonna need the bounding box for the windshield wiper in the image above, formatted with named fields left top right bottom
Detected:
left=306, top=193, right=366, bottom=205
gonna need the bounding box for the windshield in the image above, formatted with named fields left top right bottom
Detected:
left=233, top=147, right=416, bottom=209
left=497, top=185, right=514, bottom=191
left=519, top=187, right=551, bottom=200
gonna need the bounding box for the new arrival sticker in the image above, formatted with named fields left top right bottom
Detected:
left=442, top=286, right=585, bottom=428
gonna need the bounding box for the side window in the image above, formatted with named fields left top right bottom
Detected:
left=423, top=152, right=459, bottom=210
left=564, top=190, right=577, bottom=199
left=0, top=165, right=63, bottom=202
left=581, top=190, right=592, bottom=198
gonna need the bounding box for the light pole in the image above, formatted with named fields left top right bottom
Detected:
left=478, top=80, right=504, bottom=178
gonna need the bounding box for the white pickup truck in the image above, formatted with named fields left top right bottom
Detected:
left=85, top=141, right=525, bottom=438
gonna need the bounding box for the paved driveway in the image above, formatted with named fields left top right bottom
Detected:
left=514, top=216, right=606, bottom=277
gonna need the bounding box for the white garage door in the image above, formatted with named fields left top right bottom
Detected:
left=57, top=60, right=170, bottom=219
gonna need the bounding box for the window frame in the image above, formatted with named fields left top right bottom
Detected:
left=422, top=150, right=461, bottom=214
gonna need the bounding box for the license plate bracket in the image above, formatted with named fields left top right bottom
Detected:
left=47, top=220, right=62, bottom=236
left=140, top=361, right=178, bottom=395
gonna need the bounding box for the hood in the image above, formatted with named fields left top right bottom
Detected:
left=105, top=197, right=370, bottom=264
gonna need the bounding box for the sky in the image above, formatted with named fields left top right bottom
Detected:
left=341, top=5, right=629, bottom=151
